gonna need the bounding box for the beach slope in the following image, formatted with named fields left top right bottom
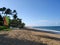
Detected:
left=0, top=29, right=60, bottom=45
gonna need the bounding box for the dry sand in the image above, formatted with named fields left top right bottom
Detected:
left=0, top=29, right=60, bottom=45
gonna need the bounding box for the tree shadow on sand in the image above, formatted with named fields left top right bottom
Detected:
left=35, top=35, right=60, bottom=41
left=0, top=34, right=47, bottom=45
left=23, top=28, right=60, bottom=41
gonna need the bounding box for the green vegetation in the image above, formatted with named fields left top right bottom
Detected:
left=0, top=26, right=11, bottom=31
left=0, top=7, right=25, bottom=31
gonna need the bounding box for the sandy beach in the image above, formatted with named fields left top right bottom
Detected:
left=0, top=29, right=60, bottom=45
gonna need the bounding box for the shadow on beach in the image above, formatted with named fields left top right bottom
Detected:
left=23, top=28, right=60, bottom=41
left=35, top=35, right=60, bottom=41
left=0, top=34, right=47, bottom=45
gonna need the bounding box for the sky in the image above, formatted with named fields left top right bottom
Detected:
left=0, top=0, right=60, bottom=26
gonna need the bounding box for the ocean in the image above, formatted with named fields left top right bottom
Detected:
left=33, top=26, right=60, bottom=34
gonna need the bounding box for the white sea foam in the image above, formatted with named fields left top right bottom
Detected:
left=27, top=27, right=60, bottom=34
left=36, top=28, right=60, bottom=34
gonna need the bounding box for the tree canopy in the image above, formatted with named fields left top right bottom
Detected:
left=0, top=7, right=25, bottom=28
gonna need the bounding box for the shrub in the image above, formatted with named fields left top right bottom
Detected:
left=0, top=26, right=10, bottom=31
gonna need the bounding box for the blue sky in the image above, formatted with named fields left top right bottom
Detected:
left=0, top=0, right=60, bottom=26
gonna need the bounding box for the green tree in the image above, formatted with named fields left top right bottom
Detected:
left=13, top=10, right=17, bottom=14
left=17, top=18, right=22, bottom=28
left=5, top=8, right=12, bottom=15
left=0, top=14, right=3, bottom=26
left=0, top=7, right=6, bottom=14
left=17, top=18, right=22, bottom=24
left=10, top=19, right=18, bottom=27
left=2, top=7, right=6, bottom=14
left=0, top=7, right=25, bottom=28
left=13, top=14, right=17, bottom=19
left=21, top=23, right=25, bottom=28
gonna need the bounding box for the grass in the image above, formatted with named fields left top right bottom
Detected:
left=0, top=26, right=11, bottom=31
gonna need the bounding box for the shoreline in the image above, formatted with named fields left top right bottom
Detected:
left=24, top=27, right=60, bottom=34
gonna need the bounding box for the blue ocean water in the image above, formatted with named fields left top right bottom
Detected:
left=33, top=26, right=60, bottom=34
left=33, top=26, right=60, bottom=31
